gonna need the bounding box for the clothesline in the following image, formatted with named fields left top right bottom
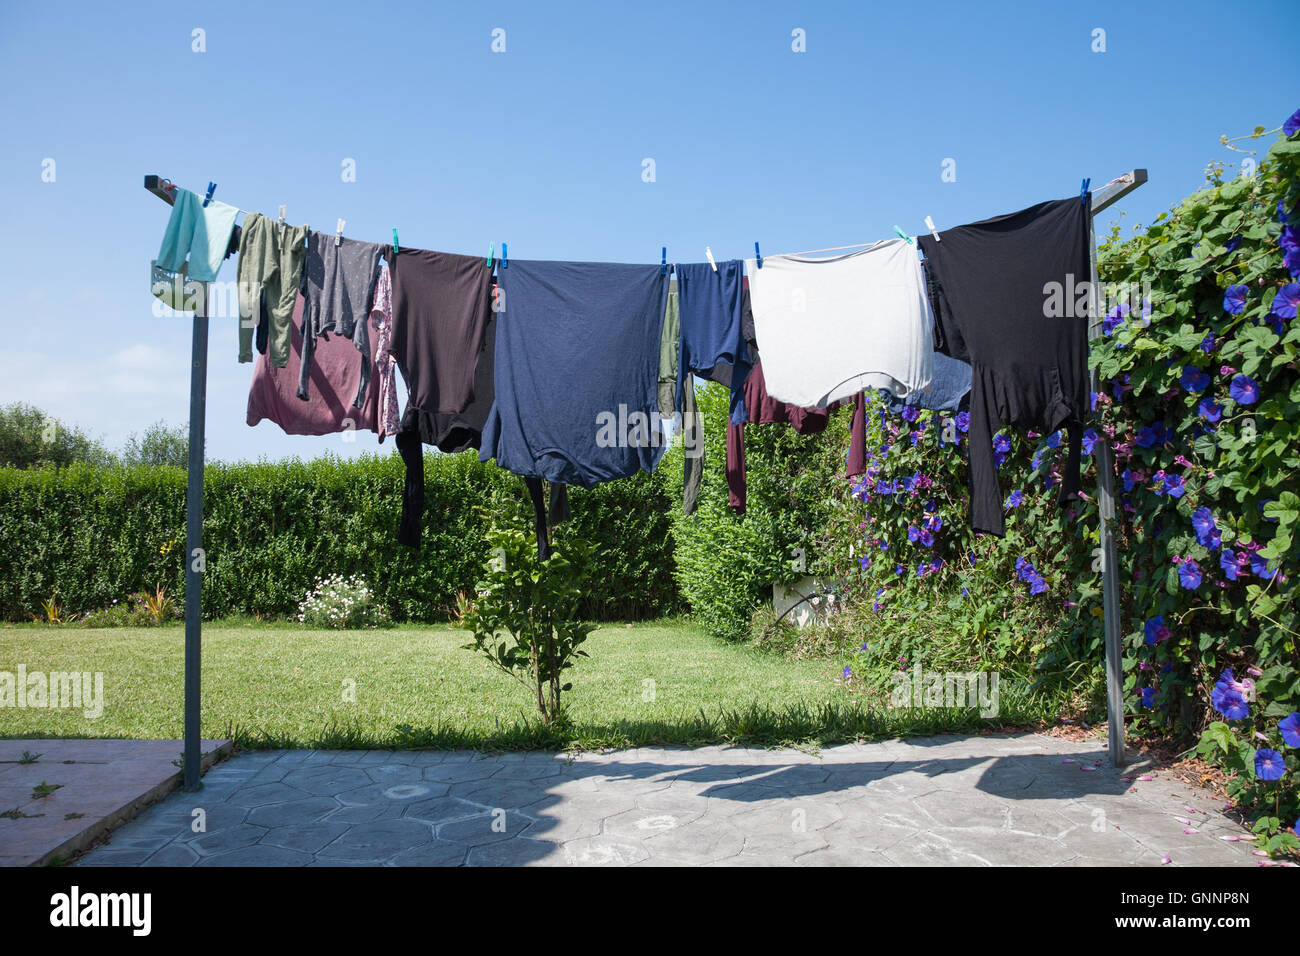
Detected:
left=146, top=175, right=1042, bottom=270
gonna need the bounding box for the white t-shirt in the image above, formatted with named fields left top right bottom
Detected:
left=746, top=238, right=934, bottom=408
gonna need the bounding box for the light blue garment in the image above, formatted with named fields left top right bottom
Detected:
left=881, top=351, right=972, bottom=414
left=155, top=188, right=239, bottom=282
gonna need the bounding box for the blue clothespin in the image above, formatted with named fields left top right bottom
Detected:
left=392, top=229, right=399, bottom=255
left=487, top=243, right=494, bottom=269
left=893, top=225, right=913, bottom=244
left=754, top=241, right=762, bottom=269
left=660, top=246, right=667, bottom=276
left=501, top=242, right=507, bottom=269
left=1081, top=178, right=1090, bottom=205
left=202, top=182, right=216, bottom=207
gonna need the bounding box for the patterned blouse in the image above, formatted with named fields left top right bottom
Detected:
left=371, top=262, right=401, bottom=441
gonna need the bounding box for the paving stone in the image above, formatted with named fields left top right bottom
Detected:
left=144, top=843, right=201, bottom=866
left=317, top=820, right=434, bottom=862
left=437, top=811, right=532, bottom=846
left=190, top=823, right=270, bottom=855
left=388, top=840, right=471, bottom=867
left=198, top=846, right=314, bottom=866
left=559, top=837, right=648, bottom=866
left=260, top=822, right=351, bottom=854
left=247, top=796, right=341, bottom=828
left=336, top=781, right=447, bottom=806
left=403, top=796, right=486, bottom=825
left=279, top=767, right=374, bottom=795
left=224, top=782, right=309, bottom=808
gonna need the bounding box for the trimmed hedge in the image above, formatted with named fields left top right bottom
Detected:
left=0, top=451, right=680, bottom=622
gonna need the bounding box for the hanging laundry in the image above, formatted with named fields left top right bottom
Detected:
left=395, top=308, right=498, bottom=547
left=725, top=279, right=866, bottom=514
left=237, top=213, right=308, bottom=367
left=387, top=247, right=494, bottom=418
left=879, top=351, right=972, bottom=415
left=155, top=187, right=239, bottom=284
left=299, top=232, right=384, bottom=407
left=480, top=260, right=669, bottom=488
left=918, top=196, right=1092, bottom=536
left=385, top=247, right=495, bottom=548
left=245, top=292, right=380, bottom=436
left=658, top=287, right=703, bottom=515
left=675, top=260, right=752, bottom=426
left=370, top=261, right=400, bottom=441
left=746, top=239, right=934, bottom=408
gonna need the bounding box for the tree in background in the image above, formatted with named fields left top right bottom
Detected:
left=121, top=420, right=191, bottom=468
left=0, top=403, right=114, bottom=469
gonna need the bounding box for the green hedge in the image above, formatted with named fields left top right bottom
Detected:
left=0, top=452, right=680, bottom=623
left=667, top=382, right=850, bottom=641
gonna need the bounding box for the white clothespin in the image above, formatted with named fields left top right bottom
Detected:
left=925, top=216, right=940, bottom=242
left=705, top=246, right=717, bottom=272
left=335, top=218, right=346, bottom=247
left=278, top=204, right=287, bottom=223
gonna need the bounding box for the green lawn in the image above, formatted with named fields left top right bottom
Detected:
left=0, top=619, right=1064, bottom=749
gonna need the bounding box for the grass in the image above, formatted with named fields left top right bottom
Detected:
left=0, top=618, right=1076, bottom=751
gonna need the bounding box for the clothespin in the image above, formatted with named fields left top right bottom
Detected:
left=202, top=182, right=216, bottom=207
left=487, top=243, right=494, bottom=269
left=1081, top=178, right=1090, bottom=206
left=925, top=216, right=940, bottom=242
left=660, top=247, right=667, bottom=276
left=335, top=219, right=346, bottom=247
left=278, top=204, right=286, bottom=223
left=501, top=242, right=507, bottom=269
left=893, top=225, right=913, bottom=244
left=392, top=229, right=399, bottom=255
left=754, top=242, right=762, bottom=269
left=705, top=246, right=717, bottom=272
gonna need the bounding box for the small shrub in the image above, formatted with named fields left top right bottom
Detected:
left=297, top=574, right=392, bottom=629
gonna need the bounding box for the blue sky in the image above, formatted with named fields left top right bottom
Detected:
left=0, top=0, right=1295, bottom=462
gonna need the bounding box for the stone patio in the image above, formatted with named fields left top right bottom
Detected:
left=67, top=732, right=1260, bottom=866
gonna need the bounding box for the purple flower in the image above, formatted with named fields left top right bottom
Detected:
left=1250, top=551, right=1278, bottom=580
left=1163, top=474, right=1186, bottom=499
left=1212, top=669, right=1251, bottom=721
left=1178, top=559, right=1202, bottom=590
left=956, top=411, right=970, bottom=433
left=1279, top=712, right=1300, bottom=748
left=1220, top=549, right=1238, bottom=581
left=1081, top=428, right=1098, bottom=455
left=1135, top=422, right=1167, bottom=449
left=1285, top=108, right=1300, bottom=138
left=1272, top=282, right=1300, bottom=319
left=1144, top=616, right=1172, bottom=645
left=1046, top=431, right=1062, bottom=449
left=919, top=529, right=934, bottom=548
left=1229, top=374, right=1259, bottom=405
left=901, top=406, right=920, bottom=423
left=1198, top=398, right=1223, bottom=423
left=907, top=525, right=920, bottom=543
left=1225, top=235, right=1242, bottom=253
left=1191, top=508, right=1220, bottom=550
left=1140, top=687, right=1156, bottom=709
left=1179, top=366, right=1211, bottom=393
left=1102, top=305, right=1126, bottom=335
left=1006, top=490, right=1025, bottom=509
left=895, top=564, right=905, bottom=576
left=1122, top=469, right=1137, bottom=492
left=859, top=555, right=871, bottom=570
left=1254, top=748, right=1285, bottom=782
left=1223, top=284, right=1248, bottom=314
left=1029, top=575, right=1047, bottom=595
left=842, top=665, right=852, bottom=680
left=1200, top=332, right=1216, bottom=355
left=924, top=514, right=943, bottom=532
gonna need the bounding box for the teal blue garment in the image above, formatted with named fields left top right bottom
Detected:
left=156, top=188, right=239, bottom=282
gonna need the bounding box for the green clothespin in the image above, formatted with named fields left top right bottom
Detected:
left=487, top=243, right=494, bottom=268
left=893, top=225, right=913, bottom=245
left=392, top=229, right=399, bottom=255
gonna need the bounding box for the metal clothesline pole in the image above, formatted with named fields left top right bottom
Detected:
left=1087, top=169, right=1148, bottom=767
left=145, top=174, right=206, bottom=791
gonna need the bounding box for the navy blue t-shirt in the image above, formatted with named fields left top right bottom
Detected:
left=480, top=260, right=669, bottom=488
